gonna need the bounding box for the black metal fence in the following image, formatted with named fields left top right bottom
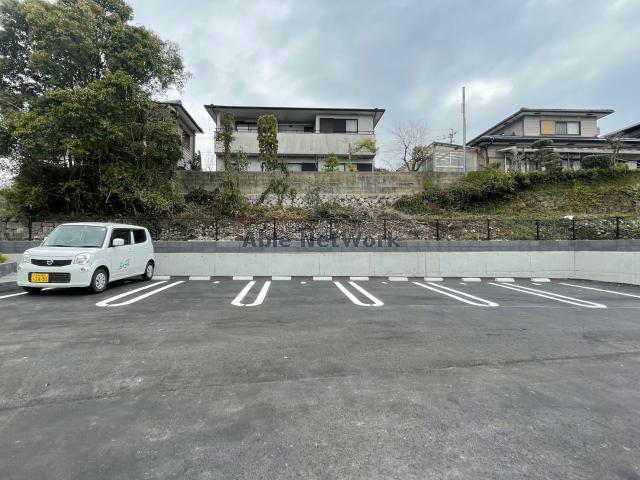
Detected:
left=2, top=216, right=639, bottom=242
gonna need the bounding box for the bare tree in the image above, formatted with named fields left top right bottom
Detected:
left=390, top=120, right=429, bottom=171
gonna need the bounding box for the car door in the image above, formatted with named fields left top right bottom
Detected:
left=131, top=228, right=149, bottom=274
left=109, top=228, right=133, bottom=279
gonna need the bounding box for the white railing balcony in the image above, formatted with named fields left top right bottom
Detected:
left=214, top=130, right=376, bottom=157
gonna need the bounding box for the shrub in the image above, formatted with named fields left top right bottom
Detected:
left=185, top=188, right=214, bottom=206
left=581, top=155, right=612, bottom=169
left=0, top=254, right=7, bottom=263
left=323, top=154, right=340, bottom=172
left=211, top=173, right=246, bottom=216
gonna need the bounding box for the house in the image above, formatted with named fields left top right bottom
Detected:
left=607, top=121, right=640, bottom=138
left=159, top=100, right=204, bottom=170
left=468, top=108, right=640, bottom=171
left=419, top=142, right=477, bottom=172
left=204, top=105, right=384, bottom=171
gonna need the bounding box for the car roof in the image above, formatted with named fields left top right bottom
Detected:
left=59, top=222, right=148, bottom=229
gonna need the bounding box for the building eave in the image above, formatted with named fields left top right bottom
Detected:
left=159, top=101, right=204, bottom=134
left=205, top=104, right=386, bottom=127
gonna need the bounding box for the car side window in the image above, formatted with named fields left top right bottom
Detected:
left=133, top=229, right=147, bottom=244
left=111, top=229, right=131, bottom=246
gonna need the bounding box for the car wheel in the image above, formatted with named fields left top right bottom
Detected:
left=141, top=261, right=154, bottom=281
left=22, top=286, right=42, bottom=294
left=90, top=268, right=109, bottom=294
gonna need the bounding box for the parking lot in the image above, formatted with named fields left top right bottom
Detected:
left=1, top=276, right=640, bottom=479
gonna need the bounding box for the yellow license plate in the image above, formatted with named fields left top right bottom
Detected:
left=31, top=273, right=49, bottom=283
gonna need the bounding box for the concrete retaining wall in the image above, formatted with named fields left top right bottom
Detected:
left=176, top=171, right=463, bottom=195
left=0, top=261, right=17, bottom=277
left=3, top=240, right=639, bottom=285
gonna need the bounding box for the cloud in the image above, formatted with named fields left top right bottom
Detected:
left=443, top=79, right=514, bottom=109
left=128, top=0, right=640, bottom=169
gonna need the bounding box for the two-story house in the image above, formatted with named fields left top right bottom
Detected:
left=160, top=100, right=204, bottom=170
left=205, top=105, right=384, bottom=171
left=468, top=108, right=640, bottom=171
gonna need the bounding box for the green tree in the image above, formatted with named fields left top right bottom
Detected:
left=3, top=73, right=183, bottom=216
left=323, top=154, right=340, bottom=172
left=216, top=112, right=235, bottom=171
left=0, top=0, right=187, bottom=106
left=531, top=139, right=562, bottom=173
left=0, top=0, right=188, bottom=216
left=257, top=114, right=281, bottom=171
left=191, top=150, right=202, bottom=171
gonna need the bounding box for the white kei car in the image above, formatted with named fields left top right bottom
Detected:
left=17, top=222, right=155, bottom=294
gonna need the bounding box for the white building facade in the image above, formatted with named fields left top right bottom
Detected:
left=205, top=105, right=384, bottom=172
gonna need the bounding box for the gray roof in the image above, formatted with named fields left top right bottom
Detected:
left=159, top=100, right=204, bottom=134
left=468, top=108, right=614, bottom=145
left=605, top=121, right=640, bottom=138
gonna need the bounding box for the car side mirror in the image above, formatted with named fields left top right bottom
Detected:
left=112, top=238, right=125, bottom=247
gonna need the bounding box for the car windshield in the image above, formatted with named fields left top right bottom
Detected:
left=42, top=225, right=108, bottom=248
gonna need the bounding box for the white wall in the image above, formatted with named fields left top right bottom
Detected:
left=149, top=249, right=640, bottom=285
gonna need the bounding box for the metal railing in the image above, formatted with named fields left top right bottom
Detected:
left=213, top=128, right=375, bottom=135
left=1, top=216, right=639, bottom=242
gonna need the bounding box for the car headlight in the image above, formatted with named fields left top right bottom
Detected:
left=22, top=252, right=31, bottom=264
left=74, top=253, right=92, bottom=265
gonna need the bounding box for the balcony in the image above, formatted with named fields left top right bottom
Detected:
left=214, top=129, right=376, bottom=157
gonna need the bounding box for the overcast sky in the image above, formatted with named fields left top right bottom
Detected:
left=129, top=0, right=640, bottom=170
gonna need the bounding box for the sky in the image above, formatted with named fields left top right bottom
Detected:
left=129, top=0, right=640, bottom=170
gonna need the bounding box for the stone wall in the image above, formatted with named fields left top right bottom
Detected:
left=176, top=171, right=462, bottom=197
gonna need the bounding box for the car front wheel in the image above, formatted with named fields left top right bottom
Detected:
left=90, top=268, right=109, bottom=294
left=141, top=261, right=154, bottom=281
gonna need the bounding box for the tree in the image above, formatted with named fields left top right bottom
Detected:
left=390, top=120, right=429, bottom=171
left=607, top=135, right=624, bottom=164
left=191, top=150, right=202, bottom=171
left=2, top=73, right=183, bottom=216
left=0, top=0, right=188, bottom=107
left=323, top=154, right=340, bottom=172
left=507, top=147, right=527, bottom=172
left=0, top=0, right=189, bottom=216
left=257, top=114, right=281, bottom=171
left=216, top=112, right=235, bottom=171
left=531, top=139, right=562, bottom=173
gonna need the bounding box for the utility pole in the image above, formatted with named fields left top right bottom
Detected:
left=462, top=86, right=467, bottom=174
left=448, top=128, right=457, bottom=144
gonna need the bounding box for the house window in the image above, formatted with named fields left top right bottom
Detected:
left=540, top=120, right=580, bottom=135
left=319, top=118, right=358, bottom=133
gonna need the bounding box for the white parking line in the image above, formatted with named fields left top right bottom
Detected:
left=233, top=276, right=253, bottom=281
left=189, top=276, right=210, bottom=281
left=462, top=277, right=482, bottom=282
left=350, top=276, right=369, bottom=281
left=313, top=276, right=332, bottom=281
left=231, top=281, right=271, bottom=307
left=271, top=276, right=291, bottom=281
left=490, top=282, right=606, bottom=308
left=334, top=281, right=384, bottom=307
left=496, top=278, right=515, bottom=282
left=531, top=278, right=550, bottom=282
left=424, top=277, right=443, bottom=282
left=389, top=276, right=408, bottom=281
left=0, top=291, right=28, bottom=300
left=414, top=282, right=499, bottom=307
left=213, top=280, right=220, bottom=284
left=559, top=283, right=640, bottom=299
left=96, top=281, right=184, bottom=307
